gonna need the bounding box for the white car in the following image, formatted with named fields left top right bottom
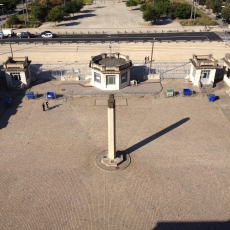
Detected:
left=41, top=32, right=53, bottom=38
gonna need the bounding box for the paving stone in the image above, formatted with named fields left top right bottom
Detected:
left=0, top=81, right=230, bottom=229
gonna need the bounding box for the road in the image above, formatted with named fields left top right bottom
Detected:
left=0, top=32, right=223, bottom=44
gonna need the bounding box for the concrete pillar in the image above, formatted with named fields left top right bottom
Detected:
left=107, top=94, right=116, bottom=160
left=95, top=94, right=131, bottom=171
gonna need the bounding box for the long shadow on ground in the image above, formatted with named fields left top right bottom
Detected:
left=124, top=117, right=190, bottom=154
left=153, top=220, right=230, bottom=230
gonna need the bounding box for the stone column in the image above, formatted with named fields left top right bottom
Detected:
left=107, top=94, right=116, bottom=160
left=95, top=94, right=131, bottom=171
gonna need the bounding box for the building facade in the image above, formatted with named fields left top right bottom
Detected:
left=89, top=52, right=132, bottom=90
left=1, top=56, right=32, bottom=88
left=189, top=54, right=217, bottom=86
left=222, top=53, right=230, bottom=87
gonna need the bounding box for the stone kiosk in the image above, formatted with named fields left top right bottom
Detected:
left=1, top=56, right=32, bottom=88
left=189, top=54, right=217, bottom=87
left=89, top=52, right=132, bottom=90
left=222, top=53, right=230, bottom=87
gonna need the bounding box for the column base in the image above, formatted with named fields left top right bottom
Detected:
left=95, top=150, right=131, bottom=172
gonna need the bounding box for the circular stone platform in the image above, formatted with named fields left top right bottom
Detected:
left=95, top=150, right=131, bottom=172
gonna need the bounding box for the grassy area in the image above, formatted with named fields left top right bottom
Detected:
left=174, top=0, right=218, bottom=26
left=174, top=0, right=186, bottom=4
left=83, top=0, right=94, bottom=4
left=178, top=8, right=218, bottom=26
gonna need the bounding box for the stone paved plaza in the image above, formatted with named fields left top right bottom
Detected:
left=1, top=1, right=230, bottom=228
left=1, top=80, right=230, bottom=229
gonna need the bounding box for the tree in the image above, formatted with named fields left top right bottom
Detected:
left=221, top=4, right=230, bottom=20
left=174, top=3, right=191, bottom=19
left=140, top=3, right=148, bottom=12
left=38, top=0, right=62, bottom=13
left=154, top=0, right=169, bottom=4
left=143, top=5, right=161, bottom=23
left=0, top=0, right=20, bottom=12
left=30, top=3, right=47, bottom=22
left=65, top=0, right=84, bottom=16
left=226, top=0, right=230, bottom=6
left=47, top=5, right=67, bottom=24
left=126, top=0, right=138, bottom=10
left=155, top=0, right=172, bottom=15
left=213, top=0, right=222, bottom=13
left=205, top=0, right=213, bottom=9
left=198, top=0, right=206, bottom=5
left=135, top=0, right=144, bottom=4
left=6, top=15, right=20, bottom=26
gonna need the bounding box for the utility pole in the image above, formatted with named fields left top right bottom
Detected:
left=190, top=0, right=194, bottom=21
left=8, top=36, right=13, bottom=58
left=25, top=0, right=29, bottom=22
left=0, top=4, right=4, bottom=16
left=109, top=45, right=112, bottom=57
left=149, top=38, right=155, bottom=75
left=22, top=0, right=26, bottom=25
left=193, top=0, right=197, bottom=23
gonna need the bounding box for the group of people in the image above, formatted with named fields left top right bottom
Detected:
left=42, top=101, right=49, bottom=111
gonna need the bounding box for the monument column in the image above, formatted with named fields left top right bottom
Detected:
left=108, top=94, right=116, bottom=160
left=95, top=94, right=131, bottom=171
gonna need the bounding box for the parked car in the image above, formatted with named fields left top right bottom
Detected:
left=1, top=29, right=14, bottom=37
left=41, top=32, right=53, bottom=38
left=40, top=31, right=52, bottom=36
left=17, top=31, right=31, bottom=38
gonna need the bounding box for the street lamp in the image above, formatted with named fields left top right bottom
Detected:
left=109, top=45, right=112, bottom=57
left=21, top=0, right=26, bottom=25
left=149, top=38, right=155, bottom=75
left=8, top=36, right=14, bottom=58
left=0, top=4, right=4, bottom=16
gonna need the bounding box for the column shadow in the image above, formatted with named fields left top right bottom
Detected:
left=124, top=117, right=190, bottom=155
left=153, top=220, right=230, bottom=230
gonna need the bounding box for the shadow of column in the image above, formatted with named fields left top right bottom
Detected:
left=124, top=117, right=190, bottom=155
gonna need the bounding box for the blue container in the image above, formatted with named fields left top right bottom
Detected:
left=208, top=94, right=216, bottom=102
left=4, top=98, right=12, bottom=107
left=46, top=92, right=55, bottom=99
left=26, top=92, right=35, bottom=99
left=183, top=88, right=191, bottom=96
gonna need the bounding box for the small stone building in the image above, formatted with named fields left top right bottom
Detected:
left=222, top=53, right=230, bottom=87
left=189, top=54, right=217, bottom=86
left=89, top=52, right=132, bottom=90
left=1, top=56, right=32, bottom=88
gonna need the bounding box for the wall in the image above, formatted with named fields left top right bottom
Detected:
left=120, top=70, right=130, bottom=89
left=224, top=75, right=230, bottom=87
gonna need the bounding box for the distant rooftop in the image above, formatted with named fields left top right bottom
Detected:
left=2, top=57, right=31, bottom=70
left=222, top=53, right=230, bottom=67
left=98, top=57, right=127, bottom=67
left=190, top=54, right=218, bottom=69
left=90, top=52, right=132, bottom=72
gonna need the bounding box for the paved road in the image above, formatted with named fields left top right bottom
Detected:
left=0, top=32, right=223, bottom=44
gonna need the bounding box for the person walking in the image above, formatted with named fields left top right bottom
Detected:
left=46, top=101, right=49, bottom=109
left=42, top=103, right=45, bottom=111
